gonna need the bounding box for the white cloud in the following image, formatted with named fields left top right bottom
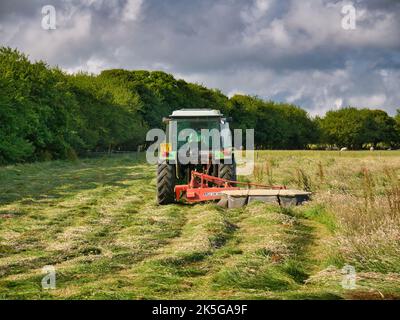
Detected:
left=227, top=90, right=247, bottom=98
left=122, top=0, right=143, bottom=22
left=348, top=94, right=387, bottom=108
left=242, top=0, right=400, bottom=56
left=241, top=0, right=271, bottom=23
left=64, top=57, right=107, bottom=74
left=334, top=98, right=343, bottom=110
left=17, top=12, right=92, bottom=63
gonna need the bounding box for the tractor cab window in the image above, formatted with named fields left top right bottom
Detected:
left=170, top=118, right=221, bottom=150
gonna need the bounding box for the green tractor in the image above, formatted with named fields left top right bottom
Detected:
left=157, top=109, right=236, bottom=205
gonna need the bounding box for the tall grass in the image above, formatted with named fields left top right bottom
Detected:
left=253, top=160, right=274, bottom=185
left=252, top=151, right=400, bottom=275
left=320, top=166, right=400, bottom=273
left=295, top=168, right=312, bottom=192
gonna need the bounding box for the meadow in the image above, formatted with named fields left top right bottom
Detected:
left=0, top=151, right=399, bottom=299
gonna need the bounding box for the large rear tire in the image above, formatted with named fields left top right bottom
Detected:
left=157, top=161, right=176, bottom=205
left=218, top=160, right=237, bottom=181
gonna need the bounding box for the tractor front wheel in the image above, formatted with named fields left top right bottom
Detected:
left=157, top=161, right=176, bottom=205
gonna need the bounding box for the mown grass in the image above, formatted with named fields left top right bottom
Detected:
left=1, top=151, right=400, bottom=299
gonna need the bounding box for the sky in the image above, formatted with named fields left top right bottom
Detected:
left=0, top=0, right=399, bottom=116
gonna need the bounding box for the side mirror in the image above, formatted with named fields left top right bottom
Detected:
left=162, top=117, right=170, bottom=123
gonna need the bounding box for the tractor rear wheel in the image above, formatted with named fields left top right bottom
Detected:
left=157, top=161, right=176, bottom=205
left=218, top=160, right=236, bottom=181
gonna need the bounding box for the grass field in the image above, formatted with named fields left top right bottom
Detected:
left=1, top=151, right=400, bottom=299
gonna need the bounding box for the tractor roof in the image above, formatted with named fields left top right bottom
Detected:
left=170, top=109, right=222, bottom=118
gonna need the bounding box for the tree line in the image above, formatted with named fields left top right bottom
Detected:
left=1, top=47, right=399, bottom=164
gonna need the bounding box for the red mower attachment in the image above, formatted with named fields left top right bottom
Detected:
left=174, top=171, right=286, bottom=203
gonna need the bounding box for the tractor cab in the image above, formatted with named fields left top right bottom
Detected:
left=160, top=109, right=233, bottom=163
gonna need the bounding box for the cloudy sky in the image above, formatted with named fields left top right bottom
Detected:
left=0, top=0, right=399, bottom=115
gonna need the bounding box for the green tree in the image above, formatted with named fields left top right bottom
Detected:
left=318, top=107, right=399, bottom=149
left=2, top=46, right=398, bottom=164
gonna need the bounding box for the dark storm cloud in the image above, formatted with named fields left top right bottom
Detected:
left=0, top=0, right=39, bottom=19
left=358, top=0, right=400, bottom=11
left=0, top=0, right=399, bottom=114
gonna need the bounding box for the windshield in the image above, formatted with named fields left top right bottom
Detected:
left=169, top=118, right=221, bottom=150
